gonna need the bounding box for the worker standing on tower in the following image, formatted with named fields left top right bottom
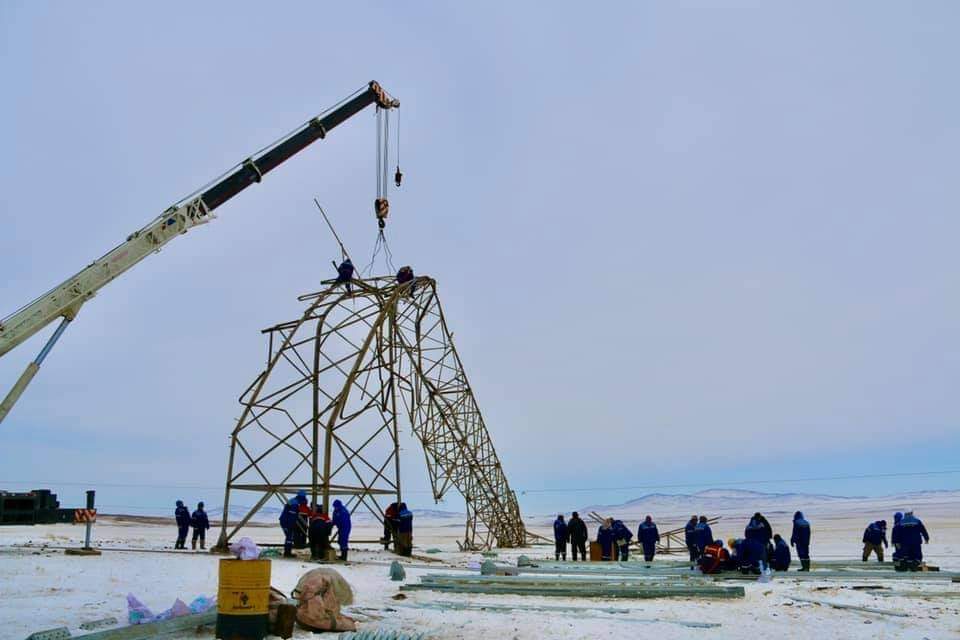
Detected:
left=335, top=259, right=355, bottom=293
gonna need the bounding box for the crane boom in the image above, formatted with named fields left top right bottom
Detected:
left=0, top=81, right=398, bottom=422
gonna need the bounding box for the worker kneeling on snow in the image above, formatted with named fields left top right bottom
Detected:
left=699, top=540, right=731, bottom=574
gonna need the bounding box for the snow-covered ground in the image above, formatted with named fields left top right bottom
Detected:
left=1, top=497, right=958, bottom=639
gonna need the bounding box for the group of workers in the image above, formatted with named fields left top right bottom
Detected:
left=334, top=260, right=415, bottom=294
left=173, top=500, right=210, bottom=550
left=278, top=491, right=352, bottom=561
left=551, top=509, right=932, bottom=573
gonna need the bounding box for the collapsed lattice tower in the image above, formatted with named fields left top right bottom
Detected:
left=214, top=275, right=526, bottom=550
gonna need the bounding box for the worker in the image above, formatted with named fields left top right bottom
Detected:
left=174, top=500, right=190, bottom=549
left=695, top=516, right=713, bottom=557
left=684, top=515, right=699, bottom=563
left=596, top=518, right=616, bottom=561
left=637, top=515, right=660, bottom=562
left=790, top=511, right=812, bottom=571
left=279, top=498, right=299, bottom=558
left=335, top=259, right=355, bottom=293
left=553, top=514, right=569, bottom=561
left=862, top=520, right=888, bottom=562
left=395, top=502, right=414, bottom=557
left=190, top=501, right=210, bottom=550
left=699, top=539, right=730, bottom=574
left=744, top=514, right=770, bottom=570
left=294, top=490, right=310, bottom=550
left=897, top=510, right=930, bottom=570
left=891, top=511, right=904, bottom=564
left=771, top=534, right=791, bottom=571
left=332, top=499, right=352, bottom=561
left=308, top=506, right=332, bottom=561
left=612, top=519, right=633, bottom=561
left=568, top=512, right=588, bottom=561
left=396, top=266, right=415, bottom=294
left=381, top=502, right=399, bottom=549
left=730, top=536, right=761, bottom=575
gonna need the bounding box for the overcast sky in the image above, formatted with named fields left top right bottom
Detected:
left=1, top=1, right=957, bottom=518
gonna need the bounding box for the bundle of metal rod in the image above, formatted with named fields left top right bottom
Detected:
left=401, top=574, right=745, bottom=599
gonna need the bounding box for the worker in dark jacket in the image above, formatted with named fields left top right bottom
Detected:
left=553, top=515, right=569, bottom=561
left=744, top=514, right=769, bottom=570
left=790, top=511, right=811, bottom=571
left=597, top=518, right=616, bottom=561
left=862, top=520, right=888, bottom=562
left=279, top=498, right=299, bottom=558
left=190, top=502, right=210, bottom=550
left=684, top=516, right=699, bottom=563
left=308, top=506, right=332, bottom=561
left=381, top=502, right=399, bottom=549
left=891, top=511, right=904, bottom=563
left=771, top=534, right=791, bottom=571
left=332, top=499, right=351, bottom=561
left=335, top=259, right=355, bottom=293
left=396, top=266, right=415, bottom=295
left=568, top=512, right=588, bottom=561
left=637, top=515, right=660, bottom=562
left=728, top=537, right=760, bottom=574
left=395, top=502, right=414, bottom=557
left=612, top=519, right=633, bottom=561
left=695, top=516, right=713, bottom=556
left=897, top=511, right=930, bottom=568
left=174, top=500, right=191, bottom=549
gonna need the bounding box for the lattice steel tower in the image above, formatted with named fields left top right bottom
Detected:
left=214, top=275, right=526, bottom=550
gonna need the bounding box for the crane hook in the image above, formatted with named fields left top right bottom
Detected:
left=394, top=165, right=403, bottom=187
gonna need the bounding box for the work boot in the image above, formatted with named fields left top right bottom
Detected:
left=192, top=540, right=197, bottom=550
left=799, top=559, right=810, bottom=572
left=200, top=541, right=205, bottom=550
left=340, top=549, right=348, bottom=562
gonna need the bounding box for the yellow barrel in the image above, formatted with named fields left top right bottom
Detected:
left=217, top=559, right=271, bottom=616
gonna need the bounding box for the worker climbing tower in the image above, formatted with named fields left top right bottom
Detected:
left=215, top=275, right=526, bottom=550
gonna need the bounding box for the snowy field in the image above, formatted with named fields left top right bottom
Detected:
left=1, top=500, right=958, bottom=640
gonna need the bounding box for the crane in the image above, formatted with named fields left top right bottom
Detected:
left=0, top=81, right=399, bottom=423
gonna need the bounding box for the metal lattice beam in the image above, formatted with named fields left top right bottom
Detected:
left=214, top=275, right=526, bottom=550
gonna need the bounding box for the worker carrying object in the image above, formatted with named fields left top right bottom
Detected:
left=335, top=259, right=355, bottom=293
left=174, top=500, right=190, bottom=549
left=612, top=519, right=632, bottom=561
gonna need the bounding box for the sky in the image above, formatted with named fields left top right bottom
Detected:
left=1, top=1, right=958, bottom=519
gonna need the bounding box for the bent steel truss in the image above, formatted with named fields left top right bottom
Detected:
left=215, top=275, right=526, bottom=550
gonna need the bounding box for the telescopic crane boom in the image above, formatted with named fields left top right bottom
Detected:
left=0, top=81, right=399, bottom=423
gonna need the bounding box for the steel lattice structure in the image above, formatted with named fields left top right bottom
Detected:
left=214, top=275, right=526, bottom=550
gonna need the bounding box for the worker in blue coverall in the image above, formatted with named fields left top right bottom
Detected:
left=684, top=516, right=699, bottom=563
left=891, top=512, right=904, bottom=563
left=744, top=514, right=770, bottom=571
left=897, top=511, right=930, bottom=570
left=335, top=259, right=355, bottom=293
left=596, top=518, right=616, bottom=561
left=790, top=511, right=811, bottom=571
left=728, top=537, right=759, bottom=574
left=637, top=515, right=660, bottom=562
left=612, top=519, right=633, bottom=561
left=190, top=502, right=210, bottom=550
left=395, top=502, right=414, bottom=557
left=174, top=500, right=190, bottom=549
left=332, top=499, right=352, bottom=561
left=695, top=516, right=713, bottom=557
left=770, top=534, right=791, bottom=571
left=279, top=498, right=299, bottom=558
left=862, top=520, right=888, bottom=562
left=553, top=515, right=568, bottom=561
